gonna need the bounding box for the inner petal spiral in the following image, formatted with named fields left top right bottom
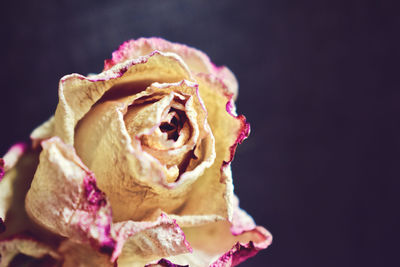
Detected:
left=123, top=92, right=198, bottom=183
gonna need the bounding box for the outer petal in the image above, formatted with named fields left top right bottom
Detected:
left=162, top=198, right=272, bottom=267
left=30, top=116, right=55, bottom=149
left=0, top=143, right=38, bottom=237
left=104, top=37, right=238, bottom=99
left=54, top=50, right=192, bottom=145
left=0, top=235, right=60, bottom=267
left=25, top=137, right=115, bottom=253
left=0, top=159, right=4, bottom=181
left=113, top=213, right=192, bottom=265
left=177, top=74, right=250, bottom=221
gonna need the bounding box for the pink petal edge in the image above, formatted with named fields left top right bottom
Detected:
left=0, top=158, right=4, bottom=181
left=145, top=258, right=189, bottom=267
left=196, top=72, right=250, bottom=172
left=210, top=231, right=272, bottom=267
left=102, top=37, right=238, bottom=98
left=82, top=174, right=116, bottom=255
left=104, top=37, right=212, bottom=72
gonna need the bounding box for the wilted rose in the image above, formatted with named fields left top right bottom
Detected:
left=0, top=38, right=271, bottom=266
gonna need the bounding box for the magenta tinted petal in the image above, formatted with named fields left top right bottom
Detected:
left=146, top=258, right=189, bottom=267
left=0, top=158, right=4, bottom=181
left=211, top=242, right=260, bottom=267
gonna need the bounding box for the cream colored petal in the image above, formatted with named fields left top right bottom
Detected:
left=59, top=213, right=191, bottom=267
left=74, top=97, right=170, bottom=221
left=104, top=37, right=238, bottom=99
left=0, top=143, right=39, bottom=237
left=0, top=236, right=60, bottom=267
left=74, top=80, right=215, bottom=222
left=113, top=213, right=191, bottom=264
left=177, top=74, right=250, bottom=221
left=55, top=51, right=192, bottom=145
left=25, top=137, right=115, bottom=253
left=30, top=116, right=55, bottom=148
left=162, top=199, right=272, bottom=267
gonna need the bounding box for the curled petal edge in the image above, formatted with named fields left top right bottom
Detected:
left=210, top=229, right=272, bottom=267
left=56, top=50, right=193, bottom=145
left=104, top=37, right=238, bottom=99
left=1, top=143, right=28, bottom=174
left=0, top=234, right=61, bottom=267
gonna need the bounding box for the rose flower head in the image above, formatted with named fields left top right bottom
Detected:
left=0, top=37, right=272, bottom=266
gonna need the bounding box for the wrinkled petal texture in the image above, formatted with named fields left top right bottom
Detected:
left=25, top=137, right=191, bottom=264
left=74, top=80, right=216, bottom=221
left=19, top=37, right=271, bottom=266
left=158, top=197, right=272, bottom=267
left=104, top=37, right=238, bottom=99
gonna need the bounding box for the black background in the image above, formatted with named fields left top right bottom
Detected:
left=1, top=1, right=399, bottom=266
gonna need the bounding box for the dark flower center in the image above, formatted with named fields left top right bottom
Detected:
left=159, top=108, right=185, bottom=141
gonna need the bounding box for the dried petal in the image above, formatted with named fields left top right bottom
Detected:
left=55, top=51, right=192, bottom=145
left=0, top=235, right=60, bottom=267
left=103, top=38, right=238, bottom=99
left=5, top=38, right=270, bottom=267
left=113, top=213, right=191, bottom=264
left=161, top=198, right=272, bottom=267
left=25, top=137, right=115, bottom=252
left=30, top=116, right=55, bottom=149
left=25, top=138, right=192, bottom=264
left=74, top=80, right=215, bottom=221
left=176, top=74, right=250, bottom=221
left=0, top=144, right=38, bottom=237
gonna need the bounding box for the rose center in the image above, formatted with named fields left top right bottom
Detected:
left=159, top=109, right=184, bottom=141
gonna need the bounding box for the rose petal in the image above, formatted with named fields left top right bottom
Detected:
left=146, top=258, right=188, bottom=267
left=113, top=213, right=192, bottom=264
left=176, top=74, right=250, bottom=221
left=25, top=137, right=115, bottom=253
left=55, top=51, right=192, bottom=145
left=162, top=199, right=272, bottom=267
left=30, top=116, right=55, bottom=149
left=1, top=143, right=27, bottom=172
left=0, top=159, right=4, bottom=182
left=58, top=212, right=192, bottom=267
left=25, top=138, right=192, bottom=264
left=0, top=235, right=60, bottom=267
left=74, top=80, right=215, bottom=222
left=0, top=143, right=38, bottom=237
left=73, top=94, right=171, bottom=221
left=104, top=37, right=238, bottom=99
